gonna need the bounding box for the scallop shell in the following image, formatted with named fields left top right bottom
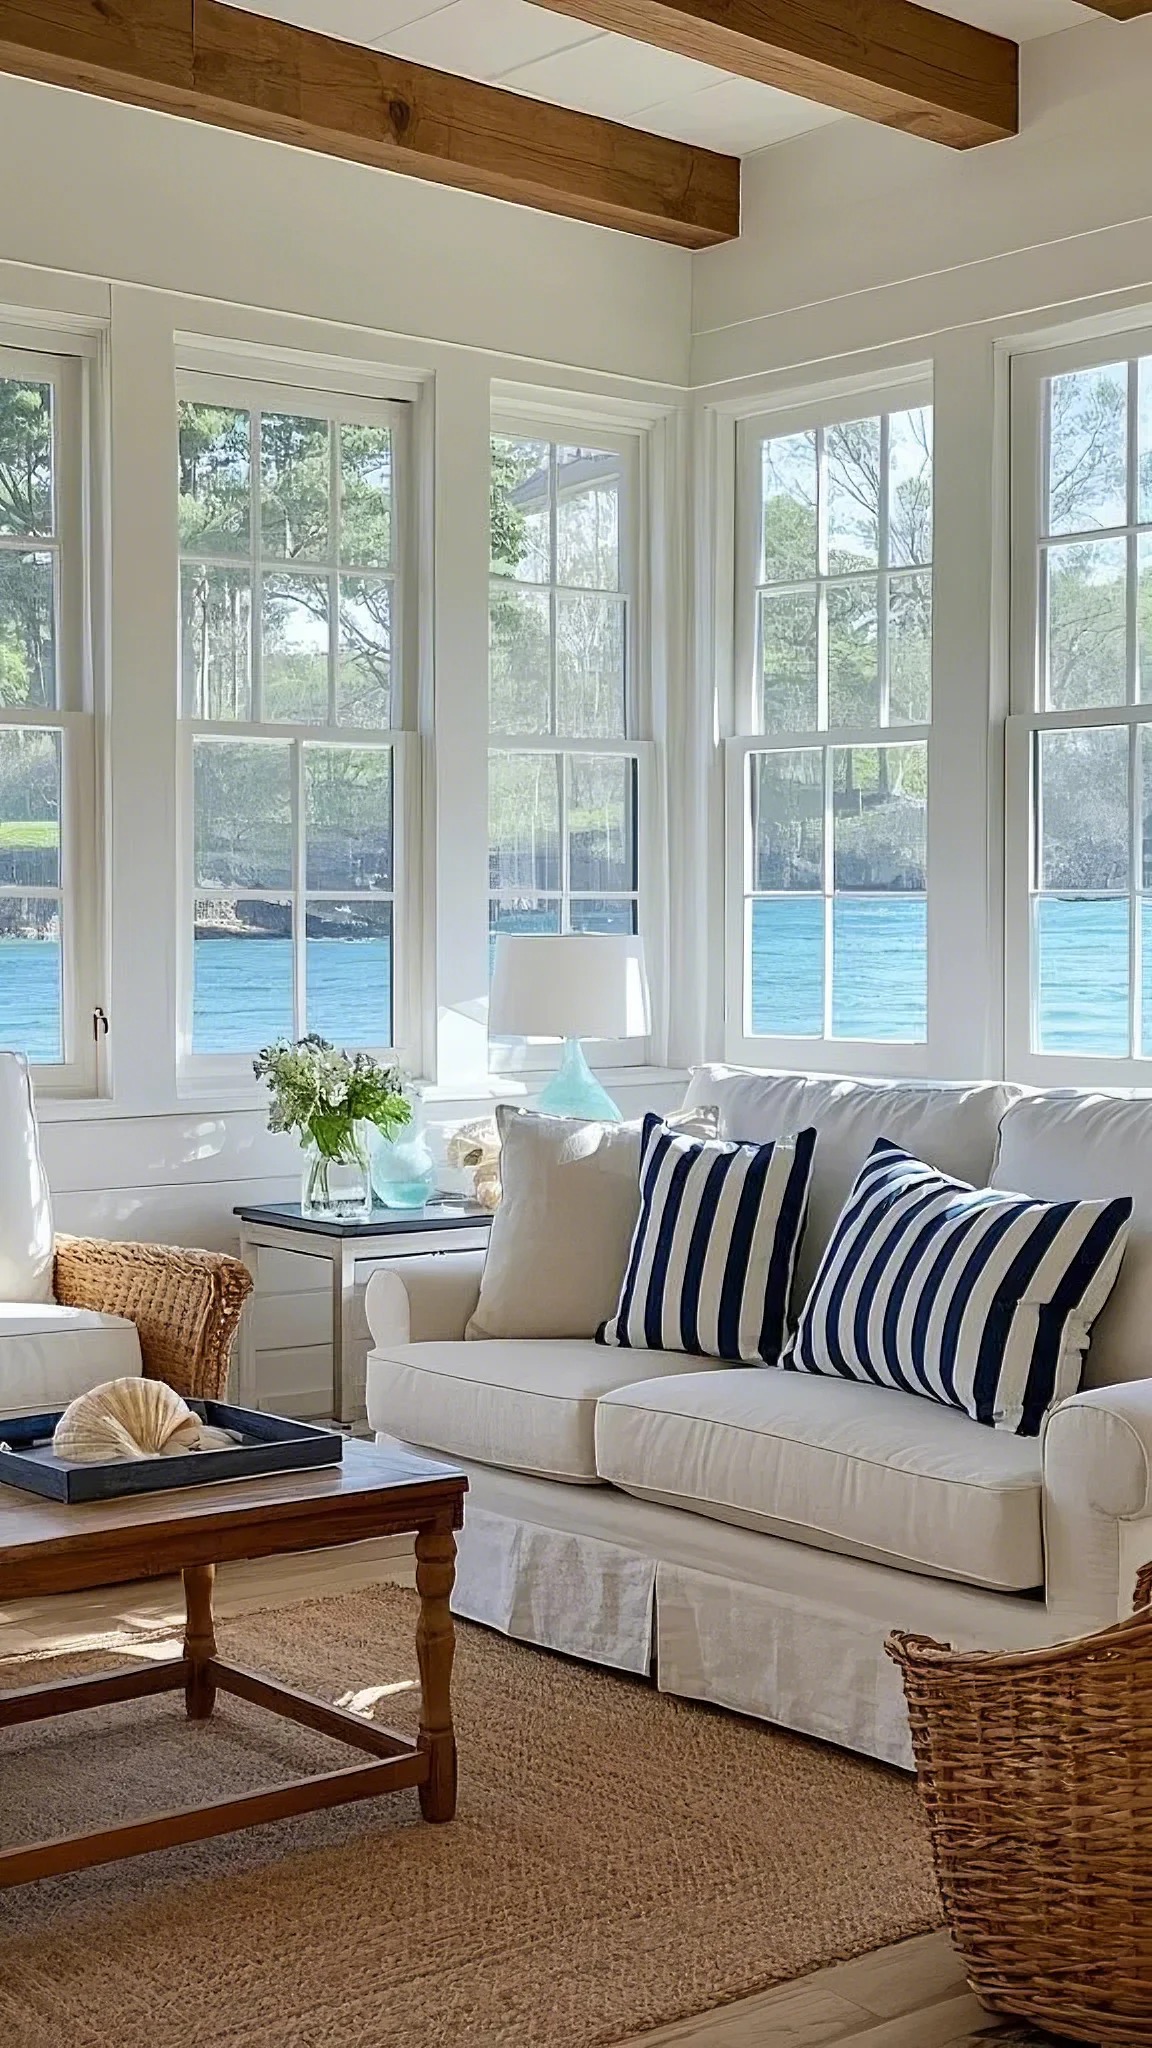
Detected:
left=53, top=1378, right=207, bottom=1463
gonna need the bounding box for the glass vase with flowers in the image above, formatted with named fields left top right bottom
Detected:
left=254, top=1035, right=411, bottom=1222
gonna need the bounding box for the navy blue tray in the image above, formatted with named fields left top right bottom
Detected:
left=0, top=1402, right=343, bottom=1504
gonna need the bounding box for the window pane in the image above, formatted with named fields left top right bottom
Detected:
left=180, top=564, right=250, bottom=719
left=568, top=755, right=636, bottom=892
left=832, top=745, right=926, bottom=892
left=0, top=552, right=55, bottom=707
left=490, top=584, right=550, bottom=733
left=194, top=739, right=292, bottom=889
left=1141, top=901, right=1152, bottom=1057
left=1045, top=539, right=1127, bottom=710
left=556, top=447, right=619, bottom=590
left=178, top=402, right=249, bottom=556
left=827, top=417, right=880, bottom=573
left=260, top=413, right=329, bottom=560
left=0, top=899, right=60, bottom=1061
left=888, top=409, right=933, bottom=569
left=832, top=896, right=926, bottom=1041
left=0, top=381, right=53, bottom=537
left=753, top=750, right=823, bottom=891
left=1038, top=726, right=1128, bottom=890
left=760, top=431, right=816, bottom=583
left=193, top=897, right=293, bottom=1054
left=1140, top=360, right=1152, bottom=526
left=489, top=895, right=561, bottom=972
left=0, top=729, right=60, bottom=887
left=305, top=745, right=392, bottom=890
left=490, top=437, right=550, bottom=582
left=339, top=423, right=392, bottom=569
left=827, top=580, right=879, bottom=728
left=761, top=588, right=818, bottom=733
left=307, top=900, right=392, bottom=1046
left=556, top=592, right=625, bottom=737
left=569, top=897, right=636, bottom=934
left=749, top=897, right=823, bottom=1036
left=489, top=751, right=561, bottom=892
left=1048, top=363, right=1127, bottom=536
left=262, top=573, right=329, bottom=723
left=337, top=576, right=391, bottom=727
left=889, top=571, right=933, bottom=724
left=1036, top=895, right=1129, bottom=1056
left=1138, top=536, right=1152, bottom=702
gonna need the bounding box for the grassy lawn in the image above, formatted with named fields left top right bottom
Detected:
left=0, top=820, right=56, bottom=847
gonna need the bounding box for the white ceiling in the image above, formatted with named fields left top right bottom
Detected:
left=230, top=0, right=1097, bottom=156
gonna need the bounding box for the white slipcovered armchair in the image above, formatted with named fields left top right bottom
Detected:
left=0, top=1052, right=251, bottom=1420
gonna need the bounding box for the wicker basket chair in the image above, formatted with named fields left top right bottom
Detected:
left=887, top=1570, right=1152, bottom=2046
left=53, top=1237, right=253, bottom=1404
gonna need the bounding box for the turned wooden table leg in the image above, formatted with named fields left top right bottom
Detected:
left=415, top=1516, right=457, bottom=1822
left=183, top=1563, right=217, bottom=1721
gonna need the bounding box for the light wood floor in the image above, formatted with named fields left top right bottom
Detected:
left=0, top=1542, right=1046, bottom=2048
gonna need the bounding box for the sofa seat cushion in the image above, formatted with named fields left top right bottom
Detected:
left=0, top=1304, right=143, bottom=1419
left=595, top=1370, right=1044, bottom=1591
left=365, top=1339, right=727, bottom=1484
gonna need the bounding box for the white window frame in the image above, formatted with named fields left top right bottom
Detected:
left=488, top=411, right=655, bottom=1073
left=1007, top=325, right=1152, bottom=1086
left=176, top=369, right=420, bottom=1085
left=0, top=337, right=101, bottom=1096
left=725, top=376, right=937, bottom=1078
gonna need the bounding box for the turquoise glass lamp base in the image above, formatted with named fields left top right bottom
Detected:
left=536, top=1037, right=623, bottom=1123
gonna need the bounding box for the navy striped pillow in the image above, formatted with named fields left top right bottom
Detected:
left=784, top=1139, right=1133, bottom=1435
left=597, top=1115, right=817, bottom=1367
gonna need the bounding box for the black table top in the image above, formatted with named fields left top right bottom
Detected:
left=233, top=1199, right=493, bottom=1239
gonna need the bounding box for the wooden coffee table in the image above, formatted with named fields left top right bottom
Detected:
left=0, top=1438, right=467, bottom=1888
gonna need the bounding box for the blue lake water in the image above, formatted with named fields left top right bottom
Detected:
left=0, top=897, right=1142, bottom=1064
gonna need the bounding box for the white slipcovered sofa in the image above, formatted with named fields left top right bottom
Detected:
left=365, top=1067, right=1152, bottom=1767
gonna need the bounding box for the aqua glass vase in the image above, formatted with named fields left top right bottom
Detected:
left=372, top=1110, right=436, bottom=1210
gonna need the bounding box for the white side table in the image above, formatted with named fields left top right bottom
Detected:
left=233, top=1200, right=492, bottom=1425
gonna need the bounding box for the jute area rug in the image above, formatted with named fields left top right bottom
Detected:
left=0, top=1585, right=941, bottom=2048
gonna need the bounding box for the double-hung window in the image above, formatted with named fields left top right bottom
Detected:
left=178, top=376, right=413, bottom=1076
left=728, top=388, right=934, bottom=1069
left=1008, top=333, right=1152, bottom=1079
left=0, top=342, right=98, bottom=1090
left=488, top=421, right=649, bottom=1056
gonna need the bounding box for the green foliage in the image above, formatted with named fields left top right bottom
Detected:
left=254, top=1034, right=410, bottom=1159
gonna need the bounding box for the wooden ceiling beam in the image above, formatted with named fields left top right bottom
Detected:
left=1079, top=2, right=1152, bottom=17
left=528, top=0, right=1019, bottom=148
left=0, top=1, right=739, bottom=248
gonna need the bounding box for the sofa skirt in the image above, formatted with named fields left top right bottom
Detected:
left=380, top=1441, right=1061, bottom=1769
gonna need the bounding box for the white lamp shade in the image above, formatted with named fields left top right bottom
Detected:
left=489, top=934, right=651, bottom=1041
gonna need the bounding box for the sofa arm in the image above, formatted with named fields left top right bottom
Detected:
left=1044, top=1379, right=1152, bottom=1631
left=365, top=1252, right=485, bottom=1349
left=54, top=1237, right=253, bottom=1402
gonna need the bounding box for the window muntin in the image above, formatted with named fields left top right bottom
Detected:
left=178, top=383, right=407, bottom=1065
left=0, top=350, right=95, bottom=1082
left=488, top=429, right=642, bottom=969
left=734, top=396, right=934, bottom=1052
left=1013, top=345, right=1152, bottom=1067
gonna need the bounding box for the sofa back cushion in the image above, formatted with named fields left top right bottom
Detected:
left=466, top=1105, right=719, bottom=1342
left=993, top=1092, right=1152, bottom=1389
left=684, top=1066, right=1015, bottom=1304
left=0, top=1052, right=54, bottom=1305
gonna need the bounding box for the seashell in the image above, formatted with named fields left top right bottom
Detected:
left=53, top=1378, right=218, bottom=1463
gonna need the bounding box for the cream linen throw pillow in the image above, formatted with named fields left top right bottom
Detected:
left=465, top=1104, right=719, bottom=1342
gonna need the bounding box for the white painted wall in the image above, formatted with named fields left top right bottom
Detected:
left=0, top=71, right=690, bottom=1415
left=692, top=14, right=1152, bottom=387
left=13, top=9, right=1152, bottom=1414
left=688, top=9, right=1152, bottom=1091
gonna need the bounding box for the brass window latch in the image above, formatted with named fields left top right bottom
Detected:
left=92, top=1006, right=109, bottom=1041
